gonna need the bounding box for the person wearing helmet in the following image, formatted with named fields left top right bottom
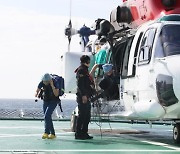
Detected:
left=100, top=64, right=119, bottom=100
left=35, top=73, right=60, bottom=139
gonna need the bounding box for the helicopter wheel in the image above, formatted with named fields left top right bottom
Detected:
left=173, top=123, right=180, bottom=144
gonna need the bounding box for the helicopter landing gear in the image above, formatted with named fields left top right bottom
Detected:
left=173, top=123, right=180, bottom=144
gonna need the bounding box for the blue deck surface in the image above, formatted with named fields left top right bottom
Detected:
left=0, top=120, right=180, bottom=154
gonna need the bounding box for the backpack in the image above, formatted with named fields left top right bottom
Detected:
left=51, top=74, right=65, bottom=96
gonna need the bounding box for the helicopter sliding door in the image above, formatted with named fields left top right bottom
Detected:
left=135, top=28, right=156, bottom=102
left=120, top=27, right=156, bottom=111
left=120, top=35, right=138, bottom=111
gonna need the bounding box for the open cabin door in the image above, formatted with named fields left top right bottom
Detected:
left=134, top=28, right=156, bottom=103
left=120, top=35, right=138, bottom=111
left=120, top=28, right=156, bottom=112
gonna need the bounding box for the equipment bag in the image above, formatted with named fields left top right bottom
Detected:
left=51, top=74, right=65, bottom=96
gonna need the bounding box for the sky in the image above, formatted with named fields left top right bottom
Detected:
left=0, top=0, right=122, bottom=99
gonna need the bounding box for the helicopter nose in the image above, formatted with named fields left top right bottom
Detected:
left=166, top=58, right=180, bottom=101
left=172, top=74, right=180, bottom=101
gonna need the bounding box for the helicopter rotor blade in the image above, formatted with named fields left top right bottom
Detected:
left=68, top=20, right=72, bottom=44
left=64, top=19, right=72, bottom=52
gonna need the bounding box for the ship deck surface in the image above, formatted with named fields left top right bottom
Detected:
left=0, top=120, right=180, bottom=154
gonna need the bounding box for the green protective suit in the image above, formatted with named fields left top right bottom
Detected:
left=95, top=49, right=107, bottom=64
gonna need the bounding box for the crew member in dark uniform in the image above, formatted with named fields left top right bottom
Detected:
left=74, top=55, right=94, bottom=140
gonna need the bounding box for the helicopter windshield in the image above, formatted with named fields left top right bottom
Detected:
left=156, top=25, right=180, bottom=57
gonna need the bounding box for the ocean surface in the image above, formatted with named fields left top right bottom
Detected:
left=0, top=95, right=77, bottom=120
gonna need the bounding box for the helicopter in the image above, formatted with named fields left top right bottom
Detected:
left=63, top=0, right=180, bottom=143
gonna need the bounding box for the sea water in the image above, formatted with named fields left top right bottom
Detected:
left=0, top=94, right=77, bottom=120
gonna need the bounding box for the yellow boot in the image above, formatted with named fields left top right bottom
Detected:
left=42, top=133, right=49, bottom=139
left=48, top=134, right=56, bottom=139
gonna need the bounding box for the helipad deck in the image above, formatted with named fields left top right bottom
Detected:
left=0, top=120, right=180, bottom=154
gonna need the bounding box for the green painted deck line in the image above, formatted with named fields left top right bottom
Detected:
left=0, top=120, right=179, bottom=154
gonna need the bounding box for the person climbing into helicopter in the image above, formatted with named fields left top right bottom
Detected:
left=91, top=63, right=119, bottom=102
left=100, top=63, right=119, bottom=100
left=90, top=36, right=110, bottom=83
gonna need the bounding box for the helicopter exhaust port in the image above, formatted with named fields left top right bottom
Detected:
left=161, top=0, right=176, bottom=9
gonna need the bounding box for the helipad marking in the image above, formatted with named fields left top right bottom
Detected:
left=141, top=140, right=180, bottom=151
left=0, top=123, right=179, bottom=152
left=2, top=149, right=180, bottom=152
left=121, top=134, right=180, bottom=151
left=0, top=126, right=70, bottom=128
left=0, top=132, right=74, bottom=138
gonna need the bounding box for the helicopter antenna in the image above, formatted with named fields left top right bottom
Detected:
left=69, top=0, right=72, bottom=19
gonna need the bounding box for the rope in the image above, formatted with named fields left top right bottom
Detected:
left=91, top=93, right=122, bottom=139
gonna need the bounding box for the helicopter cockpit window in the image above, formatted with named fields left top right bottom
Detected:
left=156, top=25, right=180, bottom=57
left=138, top=28, right=156, bottom=64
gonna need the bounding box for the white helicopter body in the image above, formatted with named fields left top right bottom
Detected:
left=64, top=0, right=180, bottom=143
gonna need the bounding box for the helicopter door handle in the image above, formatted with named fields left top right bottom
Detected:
left=149, top=68, right=154, bottom=72
left=124, top=91, right=134, bottom=95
